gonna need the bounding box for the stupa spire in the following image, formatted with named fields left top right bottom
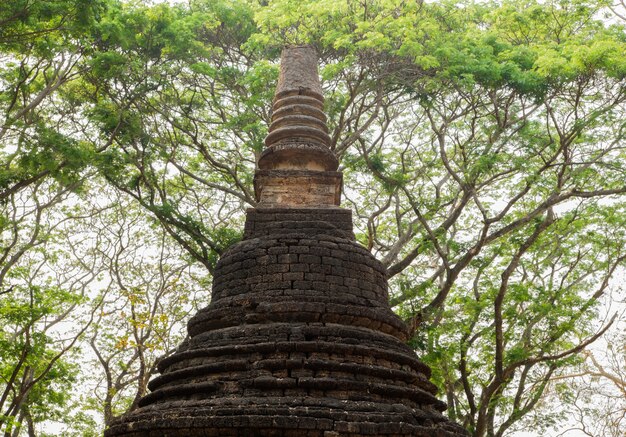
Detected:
left=254, top=46, right=342, bottom=207
left=264, top=46, right=330, bottom=152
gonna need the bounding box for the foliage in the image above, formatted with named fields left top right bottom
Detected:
left=0, top=0, right=625, bottom=436
left=541, top=323, right=626, bottom=436
left=0, top=179, right=102, bottom=435
left=79, top=188, right=207, bottom=425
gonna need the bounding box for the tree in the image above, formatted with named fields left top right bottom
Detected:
left=0, top=178, right=105, bottom=436
left=0, top=0, right=104, bottom=198
left=81, top=1, right=626, bottom=434
left=544, top=322, right=626, bottom=437
left=1, top=0, right=625, bottom=436
left=81, top=189, right=207, bottom=426
left=0, top=2, right=110, bottom=433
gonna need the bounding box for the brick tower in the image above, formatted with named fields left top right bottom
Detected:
left=106, top=46, right=467, bottom=437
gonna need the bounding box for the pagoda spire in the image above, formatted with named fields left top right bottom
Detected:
left=254, top=46, right=342, bottom=207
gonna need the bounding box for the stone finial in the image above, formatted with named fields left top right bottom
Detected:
left=264, top=46, right=331, bottom=152
left=254, top=46, right=342, bottom=207
left=274, top=46, right=324, bottom=104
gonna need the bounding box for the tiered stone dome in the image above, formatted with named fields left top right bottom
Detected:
left=105, top=46, right=468, bottom=437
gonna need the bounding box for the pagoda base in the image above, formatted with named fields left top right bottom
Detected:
left=105, top=208, right=468, bottom=437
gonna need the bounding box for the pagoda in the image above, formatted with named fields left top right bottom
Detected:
left=105, top=46, right=467, bottom=437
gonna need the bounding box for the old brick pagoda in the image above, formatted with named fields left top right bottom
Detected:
left=106, top=46, right=467, bottom=437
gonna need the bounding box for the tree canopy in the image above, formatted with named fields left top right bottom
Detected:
left=0, top=0, right=625, bottom=436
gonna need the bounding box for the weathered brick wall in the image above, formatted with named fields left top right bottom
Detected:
left=105, top=208, right=468, bottom=437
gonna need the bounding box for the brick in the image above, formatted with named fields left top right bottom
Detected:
left=257, top=255, right=276, bottom=265
left=268, top=246, right=289, bottom=254
left=267, top=264, right=290, bottom=273
left=322, top=256, right=341, bottom=266
left=283, top=272, right=304, bottom=281
left=304, top=273, right=326, bottom=281
left=292, top=280, right=312, bottom=289
left=325, top=275, right=343, bottom=285
left=299, top=254, right=321, bottom=264
left=309, top=246, right=331, bottom=256
left=310, top=264, right=332, bottom=274
left=242, top=258, right=256, bottom=269
left=289, top=246, right=310, bottom=254
left=278, top=254, right=298, bottom=263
